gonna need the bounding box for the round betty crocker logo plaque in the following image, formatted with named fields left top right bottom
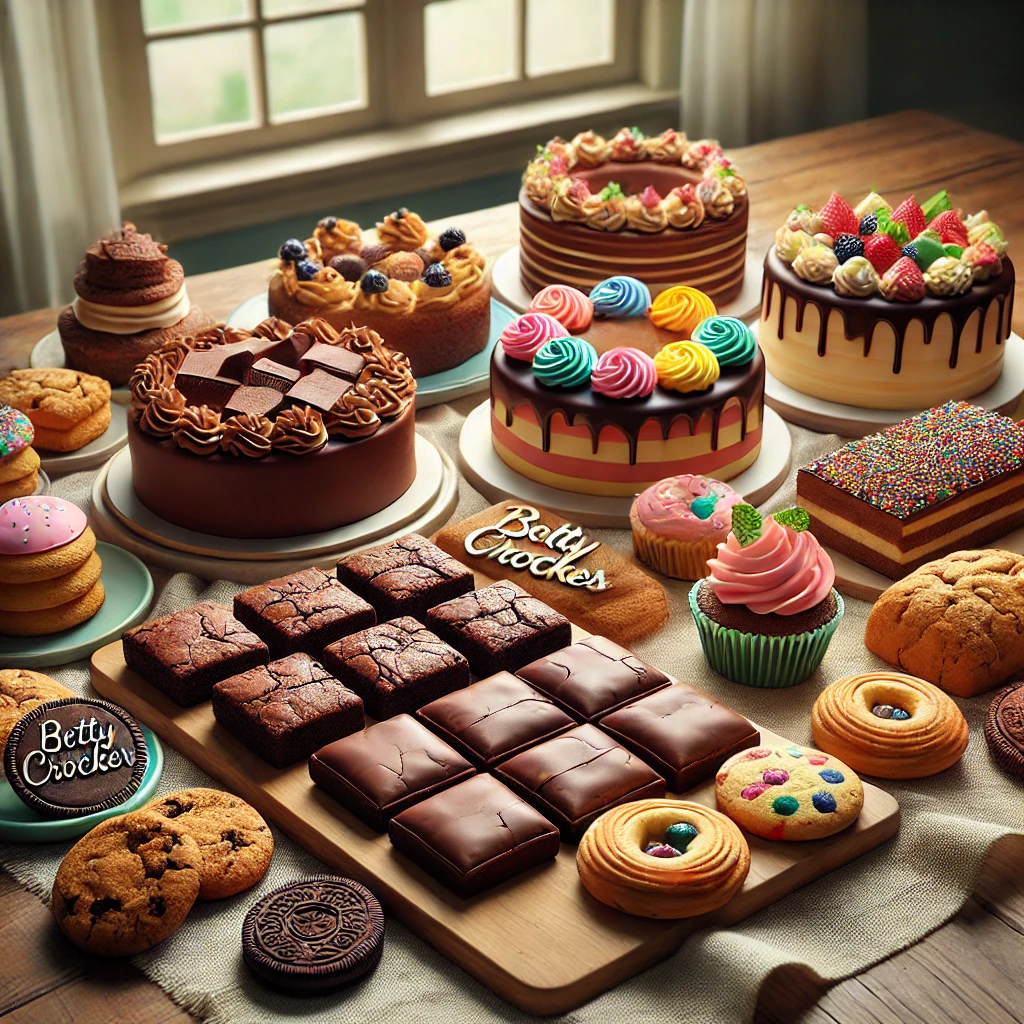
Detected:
left=3, top=697, right=148, bottom=818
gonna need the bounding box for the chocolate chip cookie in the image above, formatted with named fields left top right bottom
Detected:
left=51, top=809, right=202, bottom=956
left=0, top=668, right=74, bottom=746
left=146, top=788, right=274, bottom=900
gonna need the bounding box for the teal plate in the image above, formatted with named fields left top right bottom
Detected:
left=0, top=725, right=163, bottom=843
left=0, top=543, right=154, bottom=669
left=226, top=294, right=517, bottom=408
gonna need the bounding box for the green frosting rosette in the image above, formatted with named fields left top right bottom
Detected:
left=691, top=316, right=757, bottom=368
left=532, top=336, right=597, bottom=389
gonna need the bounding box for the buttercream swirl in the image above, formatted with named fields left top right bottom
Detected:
left=832, top=256, right=882, bottom=298
left=590, top=347, right=657, bottom=400
left=355, top=279, right=417, bottom=315
left=654, top=341, right=721, bottom=393
left=251, top=318, right=293, bottom=342
left=697, top=176, right=735, bottom=220
left=543, top=136, right=576, bottom=170
left=792, top=244, right=839, bottom=285
left=635, top=475, right=743, bottom=541
left=590, top=276, right=651, bottom=319
left=786, top=206, right=823, bottom=235
left=923, top=256, right=974, bottom=297
left=664, top=185, right=705, bottom=229
left=313, top=217, right=362, bottom=261
left=221, top=413, right=273, bottom=458
left=644, top=128, right=688, bottom=163
left=377, top=209, right=428, bottom=252
left=443, top=243, right=486, bottom=272
left=682, top=139, right=722, bottom=170
left=691, top=316, right=757, bottom=368
left=528, top=285, right=594, bottom=332
left=571, top=130, right=611, bottom=167
left=610, top=127, right=646, bottom=161
left=173, top=405, right=222, bottom=456
left=324, top=384, right=382, bottom=439
left=139, top=386, right=185, bottom=438
left=524, top=161, right=555, bottom=206
left=585, top=197, right=627, bottom=231
left=360, top=377, right=406, bottom=418
left=550, top=177, right=593, bottom=222
left=649, top=286, right=717, bottom=337
left=963, top=242, right=1002, bottom=281
left=774, top=225, right=815, bottom=264
left=714, top=160, right=747, bottom=199
left=500, top=312, right=567, bottom=362
left=270, top=406, right=328, bottom=455
left=967, top=220, right=1007, bottom=257
left=624, top=193, right=668, bottom=232
left=278, top=263, right=358, bottom=307
left=73, top=284, right=190, bottom=334
left=707, top=514, right=835, bottom=615
left=532, top=337, right=597, bottom=389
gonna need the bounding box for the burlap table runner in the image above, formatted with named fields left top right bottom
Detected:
left=2, top=396, right=1021, bottom=1024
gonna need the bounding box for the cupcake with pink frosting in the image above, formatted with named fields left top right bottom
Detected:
left=688, top=504, right=843, bottom=687
left=630, top=474, right=743, bottom=580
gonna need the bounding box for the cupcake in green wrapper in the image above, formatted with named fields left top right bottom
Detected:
left=688, top=504, right=843, bottom=688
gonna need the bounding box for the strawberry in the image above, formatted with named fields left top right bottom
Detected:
left=890, top=195, right=926, bottom=239
left=928, top=210, right=970, bottom=247
left=863, top=233, right=902, bottom=275
left=880, top=256, right=925, bottom=302
left=819, top=192, right=859, bottom=238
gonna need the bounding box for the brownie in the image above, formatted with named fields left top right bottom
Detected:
left=320, top=617, right=469, bottom=720
left=417, top=672, right=576, bottom=770
left=122, top=601, right=268, bottom=707
left=233, top=567, right=376, bottom=658
left=495, top=723, right=666, bottom=841
left=597, top=683, right=760, bottom=791
left=387, top=774, right=560, bottom=897
left=336, top=533, right=475, bottom=622
left=309, top=714, right=475, bottom=830
left=515, top=636, right=672, bottom=722
left=425, top=581, right=571, bottom=677
left=212, top=653, right=364, bottom=768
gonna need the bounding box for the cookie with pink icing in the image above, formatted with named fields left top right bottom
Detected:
left=0, top=496, right=88, bottom=554
left=528, top=284, right=594, bottom=333
left=500, top=312, right=567, bottom=362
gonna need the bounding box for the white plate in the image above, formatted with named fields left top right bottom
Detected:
left=490, top=245, right=767, bottom=323
left=30, top=330, right=131, bottom=404
left=37, top=401, right=129, bottom=477
left=226, top=294, right=518, bottom=409
left=458, top=400, right=791, bottom=528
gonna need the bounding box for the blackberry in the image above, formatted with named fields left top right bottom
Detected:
left=901, top=243, right=919, bottom=262
left=317, top=216, right=338, bottom=231
left=858, top=213, right=877, bottom=236
left=438, top=227, right=466, bottom=252
left=833, top=234, right=865, bottom=265
left=360, top=269, right=389, bottom=293
left=278, top=238, right=306, bottom=262
left=422, top=263, right=452, bottom=288
left=295, top=260, right=322, bottom=281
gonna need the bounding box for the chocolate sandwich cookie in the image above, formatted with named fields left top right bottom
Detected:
left=985, top=682, right=1024, bottom=780
left=242, top=877, right=385, bottom=993
left=4, top=697, right=147, bottom=818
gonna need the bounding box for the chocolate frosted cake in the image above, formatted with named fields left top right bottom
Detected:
left=268, top=210, right=490, bottom=377
left=58, top=223, right=213, bottom=386
left=760, top=189, right=1013, bottom=409
left=520, top=129, right=747, bottom=303
left=127, top=318, right=417, bottom=538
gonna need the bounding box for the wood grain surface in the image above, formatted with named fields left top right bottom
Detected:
left=2, top=111, right=1023, bottom=1023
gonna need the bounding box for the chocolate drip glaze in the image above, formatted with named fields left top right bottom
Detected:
left=490, top=346, right=765, bottom=465
left=761, top=251, right=1015, bottom=374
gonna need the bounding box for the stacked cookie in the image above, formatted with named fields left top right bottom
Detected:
left=0, top=405, right=40, bottom=500
left=0, top=668, right=74, bottom=746
left=0, top=368, right=111, bottom=452
left=0, top=496, right=104, bottom=636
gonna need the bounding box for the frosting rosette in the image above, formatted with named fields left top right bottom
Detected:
left=691, top=316, right=757, bottom=368
left=589, top=276, right=651, bottom=318
left=649, top=286, right=717, bottom=337
left=832, top=256, right=881, bottom=298
left=707, top=514, right=835, bottom=615
left=532, top=337, right=597, bottom=389
left=635, top=475, right=743, bottom=541
left=528, top=284, right=593, bottom=332
left=591, top=347, right=657, bottom=400
left=653, top=341, right=720, bottom=393
left=792, top=244, right=838, bottom=285
left=172, top=405, right=222, bottom=457
left=500, top=312, right=567, bottom=362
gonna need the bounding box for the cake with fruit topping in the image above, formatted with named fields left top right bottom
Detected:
left=520, top=129, right=747, bottom=304
left=490, top=277, right=764, bottom=496
left=127, top=318, right=416, bottom=539
left=760, top=189, right=1013, bottom=409
left=267, top=210, right=490, bottom=377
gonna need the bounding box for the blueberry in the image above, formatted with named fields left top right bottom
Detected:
left=360, top=269, right=389, bottom=293
left=278, top=238, right=306, bottom=262
left=439, top=227, right=466, bottom=252
left=901, top=243, right=918, bottom=262
left=318, top=216, right=338, bottom=231
left=422, top=263, right=452, bottom=288
left=295, top=260, right=322, bottom=281
left=833, top=233, right=865, bottom=265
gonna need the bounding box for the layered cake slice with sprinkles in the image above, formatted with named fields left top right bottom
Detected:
left=796, top=402, right=1024, bottom=578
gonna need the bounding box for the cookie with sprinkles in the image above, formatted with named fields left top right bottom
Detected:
left=796, top=401, right=1024, bottom=579
left=0, top=405, right=39, bottom=502
left=715, top=745, right=864, bottom=841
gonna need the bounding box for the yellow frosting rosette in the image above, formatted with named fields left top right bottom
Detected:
left=649, top=286, right=717, bottom=338
left=654, top=341, right=721, bottom=393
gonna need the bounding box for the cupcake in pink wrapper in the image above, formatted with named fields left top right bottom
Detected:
left=500, top=312, right=567, bottom=362
left=591, top=347, right=656, bottom=400
left=630, top=474, right=743, bottom=580
left=688, top=504, right=844, bottom=688
left=528, top=284, right=594, bottom=333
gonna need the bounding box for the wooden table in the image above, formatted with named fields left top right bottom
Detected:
left=1, top=111, right=1022, bottom=1024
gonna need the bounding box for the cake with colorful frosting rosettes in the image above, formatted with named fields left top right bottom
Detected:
left=759, top=188, right=1014, bottom=409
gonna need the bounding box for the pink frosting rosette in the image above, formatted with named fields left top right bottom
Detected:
left=528, top=284, right=594, bottom=333
left=500, top=312, right=567, bottom=362
left=591, top=347, right=656, bottom=399
left=707, top=512, right=834, bottom=615
left=634, top=475, right=743, bottom=541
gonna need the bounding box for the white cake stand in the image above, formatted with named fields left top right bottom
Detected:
left=490, top=246, right=766, bottom=322
left=458, top=400, right=791, bottom=529
left=90, top=434, right=459, bottom=583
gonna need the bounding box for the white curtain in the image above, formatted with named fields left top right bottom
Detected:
left=0, top=0, right=120, bottom=316
left=680, top=0, right=868, bottom=147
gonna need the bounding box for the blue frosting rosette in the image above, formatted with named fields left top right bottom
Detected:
left=691, top=315, right=758, bottom=368
left=532, top=337, right=598, bottom=389
left=589, top=276, right=651, bottom=318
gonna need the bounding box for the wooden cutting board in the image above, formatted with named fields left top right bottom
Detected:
left=90, top=621, right=899, bottom=1015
